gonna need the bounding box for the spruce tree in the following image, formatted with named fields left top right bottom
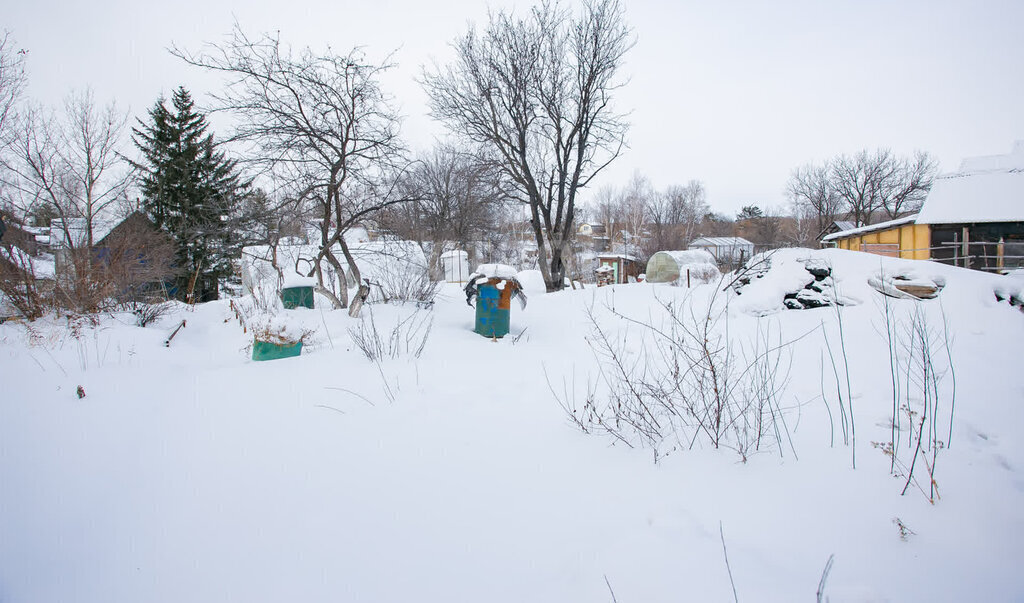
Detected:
left=132, top=87, right=247, bottom=301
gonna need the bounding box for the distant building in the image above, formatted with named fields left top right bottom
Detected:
left=440, top=250, right=470, bottom=283
left=688, top=237, right=755, bottom=265
left=816, top=221, right=856, bottom=245
left=576, top=222, right=610, bottom=253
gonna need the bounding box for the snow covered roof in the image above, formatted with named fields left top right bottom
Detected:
left=957, top=140, right=1024, bottom=173
left=690, top=237, right=754, bottom=247
left=597, top=253, right=641, bottom=262
left=914, top=142, right=1024, bottom=225
left=821, top=215, right=918, bottom=242
left=50, top=217, right=120, bottom=248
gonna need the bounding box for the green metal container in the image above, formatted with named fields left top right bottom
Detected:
left=281, top=285, right=314, bottom=309
left=252, top=340, right=303, bottom=361
left=474, top=283, right=510, bottom=338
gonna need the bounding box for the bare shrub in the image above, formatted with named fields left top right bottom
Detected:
left=132, top=301, right=172, bottom=327
left=874, top=295, right=955, bottom=504
left=0, top=245, right=46, bottom=319
left=371, top=264, right=440, bottom=305
left=556, top=285, right=799, bottom=462
left=250, top=313, right=315, bottom=346
left=348, top=307, right=433, bottom=361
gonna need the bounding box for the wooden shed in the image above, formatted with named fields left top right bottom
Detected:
left=595, top=253, right=643, bottom=285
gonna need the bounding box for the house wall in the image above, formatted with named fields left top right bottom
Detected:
left=834, top=224, right=931, bottom=260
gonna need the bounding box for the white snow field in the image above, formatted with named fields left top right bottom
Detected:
left=1, top=248, right=1023, bottom=602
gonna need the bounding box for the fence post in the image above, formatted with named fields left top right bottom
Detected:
left=962, top=227, right=970, bottom=269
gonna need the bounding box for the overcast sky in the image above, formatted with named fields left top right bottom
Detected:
left=7, top=0, right=1023, bottom=216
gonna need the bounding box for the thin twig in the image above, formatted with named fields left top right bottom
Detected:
left=816, top=554, right=835, bottom=603
left=720, top=521, right=739, bottom=603
left=323, top=386, right=376, bottom=406
left=603, top=574, right=619, bottom=603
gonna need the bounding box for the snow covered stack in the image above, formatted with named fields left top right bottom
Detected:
left=868, top=267, right=946, bottom=300
left=730, top=249, right=860, bottom=315
left=727, top=248, right=1014, bottom=315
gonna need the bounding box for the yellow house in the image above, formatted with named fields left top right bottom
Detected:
left=822, top=216, right=931, bottom=260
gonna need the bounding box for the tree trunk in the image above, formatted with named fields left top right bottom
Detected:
left=323, top=250, right=350, bottom=308
left=338, top=237, right=361, bottom=291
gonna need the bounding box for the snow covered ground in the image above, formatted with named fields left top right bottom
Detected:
left=1, top=249, right=1023, bottom=602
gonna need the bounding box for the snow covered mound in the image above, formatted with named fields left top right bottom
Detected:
left=516, top=269, right=547, bottom=295
left=729, top=248, right=1013, bottom=316
left=3, top=257, right=1024, bottom=602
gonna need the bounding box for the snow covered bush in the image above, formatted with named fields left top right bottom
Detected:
left=251, top=313, right=314, bottom=346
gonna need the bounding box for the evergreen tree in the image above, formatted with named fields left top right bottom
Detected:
left=132, top=87, right=247, bottom=301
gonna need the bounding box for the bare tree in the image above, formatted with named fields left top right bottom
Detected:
left=424, top=0, right=633, bottom=292
left=3, top=90, right=132, bottom=248
left=174, top=26, right=411, bottom=308
left=877, top=151, right=937, bottom=220
left=646, top=179, right=707, bottom=255
left=615, top=171, right=650, bottom=256
left=829, top=149, right=890, bottom=228
left=787, top=163, right=841, bottom=237
left=592, top=184, right=618, bottom=240
left=0, top=32, right=26, bottom=151
left=788, top=199, right=819, bottom=247
left=379, top=145, right=505, bottom=275
left=793, top=149, right=937, bottom=232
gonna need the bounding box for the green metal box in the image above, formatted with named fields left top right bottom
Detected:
left=281, top=285, right=314, bottom=309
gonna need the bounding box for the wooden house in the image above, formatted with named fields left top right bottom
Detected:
left=821, top=142, right=1024, bottom=272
